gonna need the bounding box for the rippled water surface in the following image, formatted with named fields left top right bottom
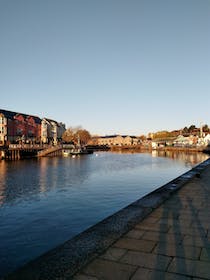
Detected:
left=0, top=151, right=208, bottom=276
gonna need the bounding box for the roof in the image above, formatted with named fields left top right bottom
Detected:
left=99, top=135, right=138, bottom=139
left=122, top=135, right=137, bottom=139
left=100, top=135, right=118, bottom=139
left=0, top=109, right=42, bottom=124
left=0, top=109, right=17, bottom=120
left=43, top=118, right=59, bottom=125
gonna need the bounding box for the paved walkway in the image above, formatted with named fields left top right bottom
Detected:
left=74, top=165, right=210, bottom=280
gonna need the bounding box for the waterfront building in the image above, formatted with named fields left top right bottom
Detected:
left=173, top=135, right=198, bottom=147
left=197, top=134, right=210, bottom=147
left=96, top=135, right=140, bottom=146
left=41, top=118, right=66, bottom=145
left=0, top=109, right=66, bottom=146
left=0, top=109, right=41, bottom=145
left=204, top=134, right=210, bottom=145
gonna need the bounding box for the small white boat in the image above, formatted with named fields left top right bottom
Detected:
left=62, top=150, right=70, bottom=157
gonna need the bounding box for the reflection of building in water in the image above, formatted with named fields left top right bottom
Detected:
left=0, top=161, right=42, bottom=205
left=0, top=161, right=7, bottom=205
left=39, top=157, right=61, bottom=193
left=39, top=158, right=48, bottom=193
left=151, top=150, right=209, bottom=166
left=39, top=156, right=91, bottom=194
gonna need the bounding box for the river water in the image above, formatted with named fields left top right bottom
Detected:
left=0, top=151, right=208, bottom=277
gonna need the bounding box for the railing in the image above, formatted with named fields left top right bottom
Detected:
left=62, top=144, right=75, bottom=149
left=6, top=143, right=76, bottom=156
left=8, top=144, right=48, bottom=150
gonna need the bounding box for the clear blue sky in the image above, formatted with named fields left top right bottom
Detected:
left=0, top=0, right=209, bottom=136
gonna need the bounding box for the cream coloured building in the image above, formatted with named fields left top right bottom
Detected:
left=41, top=118, right=66, bottom=145
left=0, top=113, right=7, bottom=145
left=97, top=135, right=140, bottom=146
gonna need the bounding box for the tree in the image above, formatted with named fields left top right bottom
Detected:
left=203, top=124, right=209, bottom=132
left=152, top=131, right=171, bottom=139
left=62, top=126, right=91, bottom=145
left=139, top=135, right=146, bottom=141
left=62, top=127, right=75, bottom=143
left=188, top=125, right=196, bottom=132
left=75, top=129, right=91, bottom=146
left=183, top=127, right=189, bottom=134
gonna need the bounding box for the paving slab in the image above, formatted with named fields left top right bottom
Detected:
left=141, top=230, right=184, bottom=244
left=99, top=247, right=127, bottom=262
left=81, top=259, right=137, bottom=280
left=74, top=275, right=98, bottom=280
left=131, top=268, right=192, bottom=280
left=135, top=222, right=171, bottom=233
left=168, top=225, right=208, bottom=237
left=120, top=250, right=172, bottom=271
left=153, top=242, right=201, bottom=260
left=200, top=247, right=210, bottom=262
left=182, top=235, right=210, bottom=247
left=113, top=238, right=156, bottom=253
left=168, top=257, right=210, bottom=279
left=124, top=229, right=145, bottom=239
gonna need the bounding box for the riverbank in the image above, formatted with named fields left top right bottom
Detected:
left=4, top=157, right=210, bottom=279
left=111, top=144, right=210, bottom=154
left=1, top=144, right=210, bottom=160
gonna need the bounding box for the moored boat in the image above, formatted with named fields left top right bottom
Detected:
left=70, top=147, right=93, bottom=155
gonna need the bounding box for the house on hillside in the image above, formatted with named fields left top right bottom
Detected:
left=198, top=134, right=210, bottom=146
left=173, top=135, right=190, bottom=147
left=151, top=137, right=176, bottom=149
left=173, top=135, right=198, bottom=147
left=204, top=134, right=210, bottom=145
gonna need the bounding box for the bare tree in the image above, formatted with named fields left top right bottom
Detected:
left=62, top=126, right=91, bottom=145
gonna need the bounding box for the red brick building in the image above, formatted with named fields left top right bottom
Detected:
left=0, top=109, right=41, bottom=145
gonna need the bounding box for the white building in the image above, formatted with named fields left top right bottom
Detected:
left=41, top=118, right=66, bottom=145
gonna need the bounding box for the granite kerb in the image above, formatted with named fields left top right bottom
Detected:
left=3, top=157, right=210, bottom=280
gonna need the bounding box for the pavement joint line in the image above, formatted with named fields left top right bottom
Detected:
left=3, top=157, right=210, bottom=280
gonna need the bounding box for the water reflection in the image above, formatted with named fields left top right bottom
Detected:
left=151, top=150, right=208, bottom=166
left=0, top=151, right=209, bottom=277
left=0, top=160, right=7, bottom=205
left=0, top=151, right=208, bottom=207
left=0, top=156, right=92, bottom=206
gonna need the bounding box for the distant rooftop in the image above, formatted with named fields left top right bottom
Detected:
left=97, top=135, right=138, bottom=139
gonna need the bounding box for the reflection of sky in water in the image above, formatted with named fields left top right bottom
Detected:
left=0, top=151, right=209, bottom=277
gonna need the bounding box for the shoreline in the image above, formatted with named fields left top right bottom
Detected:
left=1, top=144, right=210, bottom=161
left=110, top=145, right=210, bottom=153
